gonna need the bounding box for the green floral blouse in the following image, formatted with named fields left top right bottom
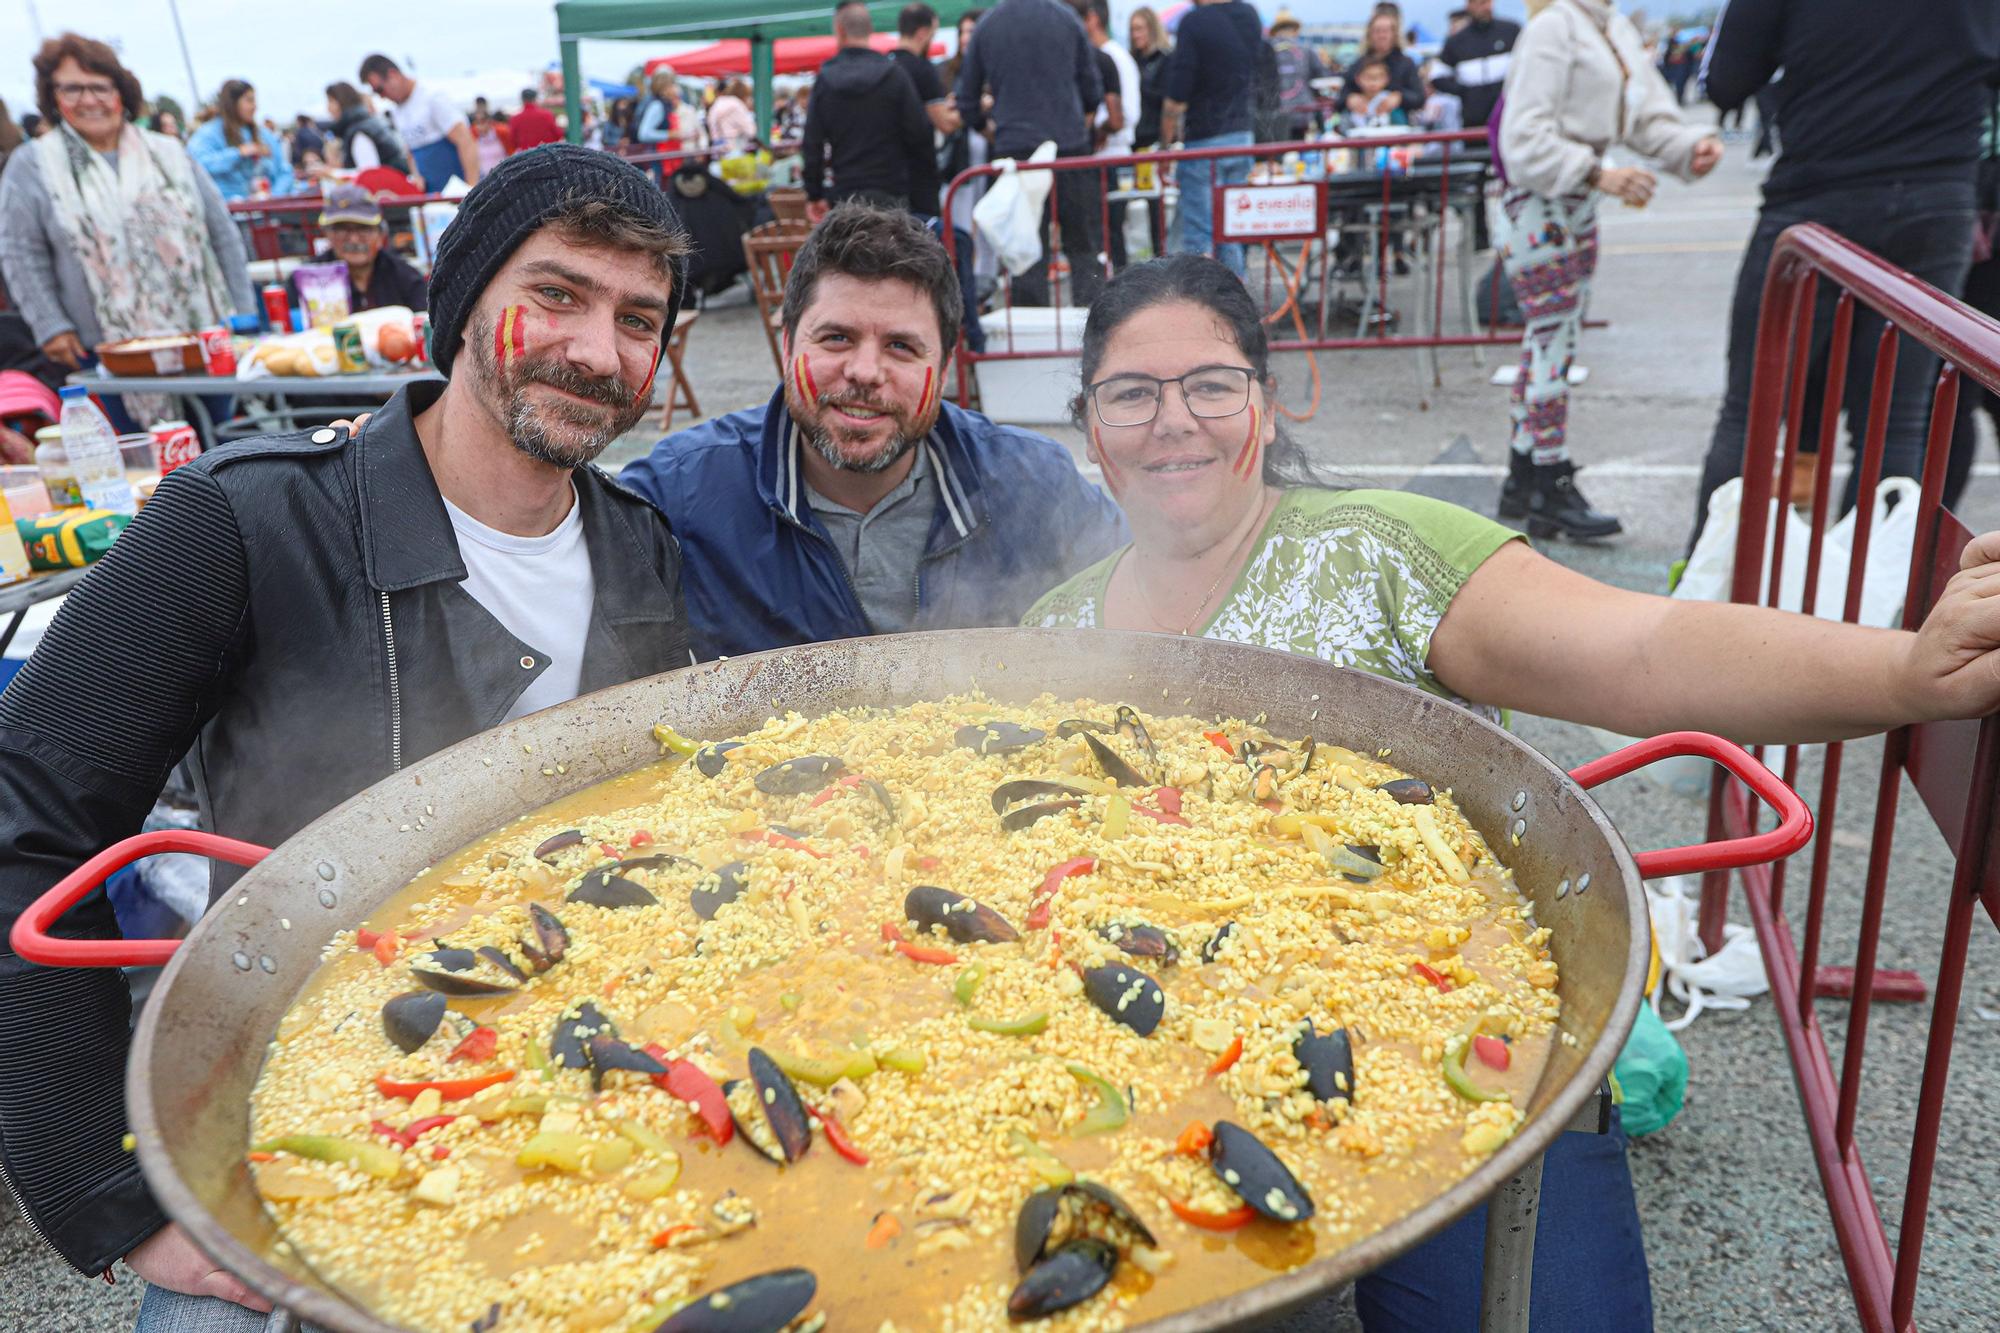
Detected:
left=1024, top=488, right=1524, bottom=719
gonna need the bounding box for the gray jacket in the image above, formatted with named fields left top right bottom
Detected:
left=0, top=139, right=255, bottom=349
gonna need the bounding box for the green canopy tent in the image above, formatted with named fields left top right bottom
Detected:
left=553, top=0, right=974, bottom=145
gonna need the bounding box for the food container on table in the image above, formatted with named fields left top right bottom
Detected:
left=118, top=434, right=162, bottom=504
left=32, top=426, right=82, bottom=509
left=0, top=465, right=52, bottom=519
left=0, top=489, right=30, bottom=584
left=95, top=335, right=202, bottom=376
left=10, top=630, right=1812, bottom=1333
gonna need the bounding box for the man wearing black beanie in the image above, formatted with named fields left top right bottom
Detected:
left=0, top=146, right=698, bottom=1326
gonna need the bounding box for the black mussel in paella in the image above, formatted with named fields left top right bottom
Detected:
left=905, top=885, right=1020, bottom=944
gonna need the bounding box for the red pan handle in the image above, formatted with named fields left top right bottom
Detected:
left=1568, top=731, right=1812, bottom=878
left=9, top=830, right=273, bottom=968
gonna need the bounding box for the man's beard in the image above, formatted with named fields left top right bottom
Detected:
left=467, top=311, right=649, bottom=469
left=789, top=384, right=937, bottom=476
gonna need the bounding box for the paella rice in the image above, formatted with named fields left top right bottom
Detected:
left=248, top=694, right=1559, bottom=1332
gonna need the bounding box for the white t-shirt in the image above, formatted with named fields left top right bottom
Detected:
left=1099, top=39, right=1142, bottom=158
left=391, top=82, right=466, bottom=151
left=442, top=489, right=595, bottom=723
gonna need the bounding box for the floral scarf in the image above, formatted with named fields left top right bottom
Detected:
left=35, top=121, right=235, bottom=421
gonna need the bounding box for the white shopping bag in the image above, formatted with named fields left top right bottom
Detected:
left=1647, top=875, right=1769, bottom=1031
left=973, top=141, right=1057, bottom=278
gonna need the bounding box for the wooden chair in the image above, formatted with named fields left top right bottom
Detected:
left=742, top=219, right=814, bottom=373
left=767, top=187, right=809, bottom=224
left=657, top=308, right=702, bottom=432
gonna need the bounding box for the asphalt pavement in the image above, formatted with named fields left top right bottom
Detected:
left=8, top=124, right=1998, bottom=1331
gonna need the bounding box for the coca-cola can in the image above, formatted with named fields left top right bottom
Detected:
left=260, top=284, right=291, bottom=332
left=197, top=325, right=237, bottom=377
left=149, top=420, right=201, bottom=477
left=411, top=311, right=429, bottom=367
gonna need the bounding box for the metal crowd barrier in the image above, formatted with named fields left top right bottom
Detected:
left=938, top=128, right=1521, bottom=409
left=225, top=191, right=457, bottom=264
left=1703, top=221, right=2000, bottom=1331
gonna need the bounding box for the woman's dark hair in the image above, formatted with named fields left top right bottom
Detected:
left=33, top=33, right=145, bottom=127
left=1071, top=254, right=1332, bottom=489
left=782, top=202, right=964, bottom=356
left=218, top=78, right=253, bottom=147
left=326, top=81, right=366, bottom=116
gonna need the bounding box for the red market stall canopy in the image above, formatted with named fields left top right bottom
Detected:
left=554, top=0, right=971, bottom=139
left=645, top=33, right=943, bottom=79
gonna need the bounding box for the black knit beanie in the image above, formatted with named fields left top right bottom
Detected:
left=425, top=144, right=690, bottom=377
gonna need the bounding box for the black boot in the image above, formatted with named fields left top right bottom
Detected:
left=1498, top=455, right=1623, bottom=540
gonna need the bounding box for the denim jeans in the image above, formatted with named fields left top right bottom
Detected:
left=1173, top=130, right=1254, bottom=278
left=1690, top=178, right=1977, bottom=550
left=134, top=1286, right=327, bottom=1333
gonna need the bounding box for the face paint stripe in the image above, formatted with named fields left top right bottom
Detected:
left=493, top=306, right=510, bottom=365
left=797, top=353, right=820, bottom=404
left=1232, top=405, right=1260, bottom=478
left=1092, top=425, right=1123, bottom=493
left=637, top=348, right=662, bottom=405
left=918, top=365, right=935, bottom=420
left=509, top=308, right=526, bottom=361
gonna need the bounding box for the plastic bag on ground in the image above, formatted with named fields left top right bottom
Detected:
left=973, top=141, right=1057, bottom=278
left=1648, top=873, right=1768, bottom=1032
left=1612, top=1000, right=1687, bottom=1137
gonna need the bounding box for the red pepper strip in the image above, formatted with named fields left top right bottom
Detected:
left=1152, top=786, right=1184, bottom=817
left=1175, top=1121, right=1214, bottom=1157
left=597, top=842, right=622, bottom=859
left=355, top=927, right=381, bottom=950
left=371, top=931, right=400, bottom=966
left=1206, top=1035, right=1243, bottom=1078
left=1411, top=962, right=1453, bottom=993
left=807, top=773, right=866, bottom=809
left=447, top=1026, right=498, bottom=1064
left=247, top=1151, right=277, bottom=1163
left=878, top=921, right=954, bottom=962
left=1259, top=798, right=1285, bottom=815
left=374, top=1070, right=515, bottom=1102
left=629, top=829, right=655, bottom=848
left=370, top=1119, right=414, bottom=1149
left=1473, top=1035, right=1512, bottom=1071
left=403, top=1115, right=457, bottom=1140
left=650, top=1223, right=700, bottom=1249
left=1203, top=730, right=1236, bottom=757
left=810, top=1109, right=870, bottom=1166
left=643, top=1044, right=734, bottom=1144
left=1133, top=803, right=1192, bottom=827
left=1169, top=1199, right=1257, bottom=1231
left=431, top=1146, right=450, bottom=1160
left=917, top=856, right=941, bottom=871
left=745, top=828, right=830, bottom=859
left=1027, top=857, right=1097, bottom=931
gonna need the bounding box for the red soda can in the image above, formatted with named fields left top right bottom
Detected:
left=148, top=420, right=201, bottom=476
left=410, top=311, right=429, bottom=367
left=197, top=325, right=237, bottom=377
left=260, top=284, right=291, bottom=332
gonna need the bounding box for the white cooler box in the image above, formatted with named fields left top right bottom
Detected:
left=975, top=307, right=1088, bottom=425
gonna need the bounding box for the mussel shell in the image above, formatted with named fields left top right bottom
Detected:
left=1298, top=736, right=1317, bottom=775
left=1013, top=1189, right=1063, bottom=1272
left=1377, top=777, right=1435, bottom=805
left=1081, top=732, right=1148, bottom=788
left=1082, top=965, right=1165, bottom=1037
left=533, top=829, right=584, bottom=860
left=568, top=870, right=660, bottom=909
left=1114, top=705, right=1157, bottom=761
left=690, top=861, right=749, bottom=920
left=410, top=958, right=518, bottom=998
left=382, top=990, right=446, bottom=1053
left=862, top=777, right=896, bottom=820
left=476, top=945, right=527, bottom=981
left=1295, top=1021, right=1356, bottom=1103
left=1016, top=1181, right=1159, bottom=1271
left=692, top=740, right=743, bottom=778
left=991, top=780, right=1090, bottom=815
left=588, top=1034, right=669, bottom=1079
left=1098, top=922, right=1178, bottom=965
left=1210, top=1120, right=1315, bottom=1222
left=745, top=1047, right=811, bottom=1163
left=1251, top=762, right=1279, bottom=802
left=905, top=885, right=1019, bottom=944
left=470, top=1302, right=501, bottom=1333
left=754, top=755, right=845, bottom=796
left=425, top=946, right=477, bottom=971
left=1200, top=921, right=1239, bottom=964
left=956, top=722, right=1048, bottom=754
left=1334, top=843, right=1385, bottom=884
left=1006, top=1239, right=1117, bottom=1321
left=521, top=903, right=569, bottom=972
left=652, top=1268, right=817, bottom=1333
left=1053, top=719, right=1111, bottom=739
left=1065, top=1180, right=1158, bottom=1250
left=550, top=1002, right=615, bottom=1071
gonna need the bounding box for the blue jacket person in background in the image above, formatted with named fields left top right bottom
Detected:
left=622, top=203, right=1127, bottom=661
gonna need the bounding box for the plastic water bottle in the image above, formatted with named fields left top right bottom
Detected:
left=58, top=385, right=136, bottom=516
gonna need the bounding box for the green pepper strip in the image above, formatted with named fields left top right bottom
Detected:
left=769, top=1047, right=878, bottom=1087
left=652, top=724, right=699, bottom=756
left=1441, top=1034, right=1511, bottom=1104
left=968, top=1010, right=1048, bottom=1037
left=251, top=1134, right=401, bottom=1179
left=878, top=1046, right=927, bottom=1074
left=1007, top=1128, right=1076, bottom=1186
left=1068, top=1063, right=1129, bottom=1135
left=526, top=1032, right=553, bottom=1082
left=954, top=963, right=987, bottom=1007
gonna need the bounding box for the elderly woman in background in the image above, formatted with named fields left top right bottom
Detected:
left=1492, top=0, right=1719, bottom=539
left=1030, top=253, right=2000, bottom=1330
left=707, top=78, right=758, bottom=154
left=187, top=78, right=293, bottom=200
left=0, top=32, right=253, bottom=428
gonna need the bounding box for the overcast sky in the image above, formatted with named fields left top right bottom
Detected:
left=1, top=0, right=1531, bottom=128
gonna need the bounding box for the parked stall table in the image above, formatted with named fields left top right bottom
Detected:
left=1, top=567, right=87, bottom=657
left=68, top=366, right=442, bottom=444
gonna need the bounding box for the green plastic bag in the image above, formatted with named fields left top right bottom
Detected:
left=1611, top=1002, right=1687, bottom=1137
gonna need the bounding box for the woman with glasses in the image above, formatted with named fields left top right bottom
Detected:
left=1029, top=254, right=2000, bottom=1328
left=0, top=32, right=253, bottom=429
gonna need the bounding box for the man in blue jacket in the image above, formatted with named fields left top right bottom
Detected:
left=622, top=203, right=1127, bottom=660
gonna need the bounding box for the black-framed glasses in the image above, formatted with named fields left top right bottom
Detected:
left=54, top=81, right=119, bottom=103
left=1087, top=366, right=1254, bottom=427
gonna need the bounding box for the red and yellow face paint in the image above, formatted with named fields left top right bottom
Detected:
left=1230, top=404, right=1262, bottom=480
left=1090, top=425, right=1124, bottom=495
left=635, top=347, right=663, bottom=405
left=915, top=364, right=939, bottom=423
left=493, top=304, right=528, bottom=370
left=789, top=351, right=821, bottom=407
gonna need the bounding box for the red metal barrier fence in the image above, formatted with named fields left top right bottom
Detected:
left=939, top=129, right=1521, bottom=409
left=1703, top=222, right=2000, bottom=1332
